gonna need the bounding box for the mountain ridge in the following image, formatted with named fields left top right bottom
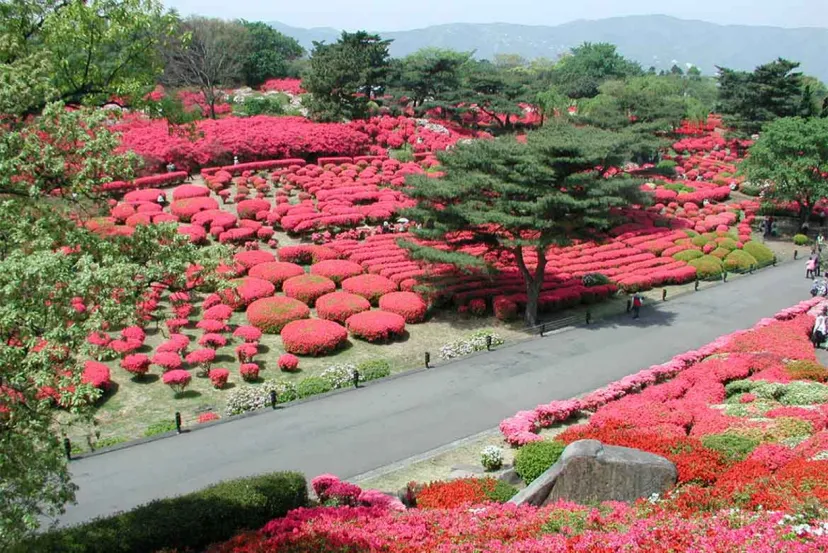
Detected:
left=269, top=15, right=828, bottom=81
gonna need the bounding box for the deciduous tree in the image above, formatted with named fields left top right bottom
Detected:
left=240, top=21, right=304, bottom=87
left=551, top=42, right=642, bottom=99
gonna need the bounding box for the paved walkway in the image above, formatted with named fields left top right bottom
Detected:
left=60, top=262, right=808, bottom=526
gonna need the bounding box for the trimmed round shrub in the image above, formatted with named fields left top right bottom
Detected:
left=723, top=250, right=759, bottom=273
left=120, top=354, right=151, bottom=377
left=196, top=319, right=228, bottom=333
left=162, top=369, right=192, bottom=395
left=237, top=199, right=271, bottom=220
left=185, top=348, right=216, bottom=375
left=152, top=352, right=183, bottom=372
left=689, top=255, right=724, bottom=280
left=281, top=319, right=348, bottom=356
left=203, top=304, right=234, bottom=321
left=743, top=241, right=776, bottom=268
left=170, top=197, right=219, bottom=222
left=278, top=353, right=300, bottom=372
left=199, top=333, right=227, bottom=349
left=124, top=188, right=164, bottom=203
left=493, top=296, right=519, bottom=321
left=233, top=250, right=276, bottom=270
left=794, top=233, right=811, bottom=246
left=246, top=297, right=310, bottom=333
left=248, top=261, right=305, bottom=290
left=283, top=274, right=336, bottom=305
left=691, top=235, right=710, bottom=248
left=240, top=363, right=260, bottom=382
left=315, top=291, right=371, bottom=324
left=342, top=274, right=398, bottom=305
left=82, top=361, right=111, bottom=390
left=785, top=360, right=828, bottom=382
left=378, top=291, right=427, bottom=323
left=357, top=359, right=391, bottom=382
left=296, top=376, right=333, bottom=398
left=715, top=237, right=739, bottom=250
left=701, top=433, right=760, bottom=462
left=345, top=311, right=406, bottom=342
left=172, top=185, right=211, bottom=200
left=218, top=277, right=276, bottom=310
left=219, top=228, right=256, bottom=244
left=514, top=440, right=566, bottom=484
left=278, top=244, right=339, bottom=265
left=233, top=325, right=263, bottom=342
left=310, top=260, right=364, bottom=284
left=208, top=368, right=230, bottom=389
left=710, top=247, right=730, bottom=260
left=672, top=249, right=703, bottom=262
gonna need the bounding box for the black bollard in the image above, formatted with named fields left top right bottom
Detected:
left=352, top=370, right=360, bottom=388
left=750, top=264, right=754, bottom=274
left=540, top=323, right=546, bottom=337
left=723, top=271, right=728, bottom=283
left=270, top=390, right=277, bottom=409
left=424, top=351, right=430, bottom=369
left=64, top=437, right=72, bottom=461
left=695, top=280, right=700, bottom=291
left=485, top=335, right=492, bottom=351
left=586, top=310, right=592, bottom=325
left=175, top=411, right=182, bottom=434
left=794, top=250, right=799, bottom=260
left=626, top=298, right=632, bottom=313
left=662, top=289, right=667, bottom=301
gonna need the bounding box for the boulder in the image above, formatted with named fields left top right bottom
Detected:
left=509, top=440, right=677, bottom=506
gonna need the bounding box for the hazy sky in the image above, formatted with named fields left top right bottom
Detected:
left=163, top=0, right=828, bottom=30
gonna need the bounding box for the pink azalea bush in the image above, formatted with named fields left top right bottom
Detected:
left=162, top=369, right=191, bottom=395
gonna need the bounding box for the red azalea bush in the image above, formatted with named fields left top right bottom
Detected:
left=315, top=291, right=371, bottom=324
left=218, top=227, right=256, bottom=244
left=172, top=185, right=211, bottom=200
left=278, top=244, right=339, bottom=265
left=281, top=319, right=348, bottom=356
left=342, top=274, right=398, bottom=305
left=239, top=363, right=260, bottom=382
left=309, top=260, right=364, bottom=284
left=378, top=291, right=427, bottom=323
left=151, top=352, right=182, bottom=372
left=170, top=197, right=219, bottom=222
left=232, top=325, right=263, bottom=342
left=345, top=311, right=406, bottom=342
left=233, top=250, right=276, bottom=271
left=416, top=477, right=506, bottom=509
left=195, top=318, right=228, bottom=333
left=120, top=354, right=151, bottom=377
left=493, top=296, right=519, bottom=321
left=246, top=296, right=311, bottom=333
left=162, top=369, right=192, bottom=394
left=236, top=343, right=258, bottom=363
left=202, top=304, right=234, bottom=321
left=185, top=348, right=216, bottom=374
left=121, top=326, right=146, bottom=343
left=177, top=224, right=207, bottom=244
left=237, top=199, right=271, bottom=220
left=197, top=412, right=220, bottom=423
left=82, top=361, right=111, bottom=390
left=248, top=261, right=305, bottom=290
left=198, top=333, right=227, bottom=349
left=209, top=367, right=230, bottom=389
left=283, top=274, right=337, bottom=305
left=218, top=277, right=276, bottom=310
left=278, top=353, right=300, bottom=372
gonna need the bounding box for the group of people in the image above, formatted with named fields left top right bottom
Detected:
left=806, top=237, right=825, bottom=280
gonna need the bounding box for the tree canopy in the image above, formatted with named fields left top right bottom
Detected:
left=240, top=20, right=304, bottom=87
left=401, top=121, right=649, bottom=325
left=303, top=31, right=392, bottom=121
left=550, top=42, right=643, bottom=99
left=741, top=117, right=828, bottom=223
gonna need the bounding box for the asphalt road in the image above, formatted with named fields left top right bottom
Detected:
left=59, top=261, right=808, bottom=526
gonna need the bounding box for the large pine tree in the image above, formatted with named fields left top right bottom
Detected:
left=402, top=121, right=650, bottom=325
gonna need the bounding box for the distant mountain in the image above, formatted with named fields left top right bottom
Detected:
left=269, top=15, right=828, bottom=81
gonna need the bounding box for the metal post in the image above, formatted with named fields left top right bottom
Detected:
left=352, top=369, right=360, bottom=388
left=64, top=438, right=72, bottom=461
left=424, top=351, right=430, bottom=369
left=662, top=289, right=667, bottom=301
left=586, top=310, right=592, bottom=325
left=175, top=412, right=182, bottom=434
left=750, top=264, right=754, bottom=274
left=270, top=390, right=277, bottom=409
left=794, top=250, right=799, bottom=260
left=723, top=271, right=728, bottom=283
left=540, top=323, right=545, bottom=337
left=485, top=335, right=492, bottom=351
left=695, top=280, right=699, bottom=291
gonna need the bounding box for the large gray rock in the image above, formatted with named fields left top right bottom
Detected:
left=509, top=440, right=677, bottom=506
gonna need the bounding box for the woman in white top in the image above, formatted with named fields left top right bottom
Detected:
left=813, top=307, right=828, bottom=348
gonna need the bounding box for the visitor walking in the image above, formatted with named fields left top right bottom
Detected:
left=818, top=233, right=825, bottom=252
left=813, top=307, right=828, bottom=348
left=156, top=193, right=166, bottom=206
left=632, top=293, right=643, bottom=320
left=807, top=257, right=817, bottom=279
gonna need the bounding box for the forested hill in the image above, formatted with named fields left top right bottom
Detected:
left=269, top=15, right=828, bottom=80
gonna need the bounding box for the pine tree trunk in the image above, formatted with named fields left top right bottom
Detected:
left=515, top=246, right=547, bottom=327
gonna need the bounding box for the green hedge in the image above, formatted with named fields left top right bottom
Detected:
left=514, top=440, right=566, bottom=484
left=357, top=359, right=392, bottom=381
left=723, top=250, right=758, bottom=273
left=793, top=234, right=810, bottom=246
left=689, top=255, right=724, bottom=280
left=673, top=249, right=703, bottom=262
left=743, top=241, right=776, bottom=268
left=19, top=472, right=308, bottom=553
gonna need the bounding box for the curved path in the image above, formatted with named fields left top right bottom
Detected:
left=60, top=261, right=808, bottom=526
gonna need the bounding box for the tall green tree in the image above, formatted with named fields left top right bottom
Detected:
left=240, top=21, right=304, bottom=87
left=741, top=117, right=828, bottom=224
left=401, top=122, right=649, bottom=325
left=551, top=42, right=642, bottom=99
left=303, top=31, right=392, bottom=121
left=389, top=48, right=471, bottom=112
left=717, top=58, right=817, bottom=136
left=1, top=0, right=178, bottom=108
